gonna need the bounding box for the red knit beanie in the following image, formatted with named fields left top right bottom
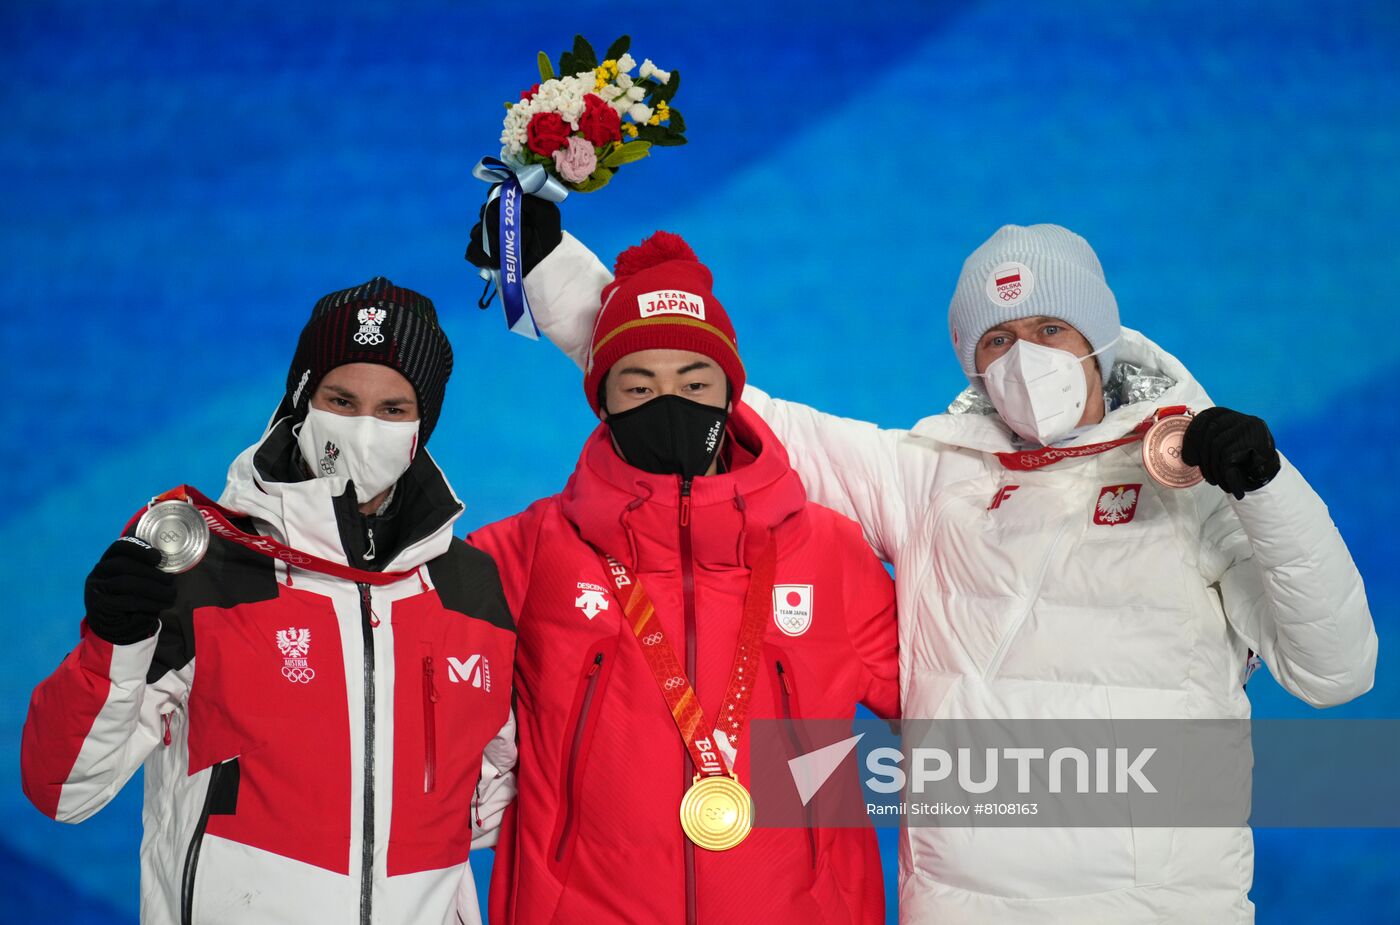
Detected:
left=584, top=231, right=744, bottom=414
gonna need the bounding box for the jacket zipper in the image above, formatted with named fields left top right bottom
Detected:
left=776, top=660, right=817, bottom=868
left=554, top=651, right=605, bottom=862
left=983, top=520, right=1071, bottom=678
left=423, top=654, right=439, bottom=794
left=679, top=477, right=698, bottom=925
left=180, top=761, right=223, bottom=925
left=358, top=582, right=377, bottom=925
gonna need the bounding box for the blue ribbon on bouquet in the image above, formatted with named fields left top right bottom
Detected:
left=472, top=157, right=570, bottom=340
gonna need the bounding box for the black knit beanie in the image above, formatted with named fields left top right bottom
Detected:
left=277, top=277, right=453, bottom=443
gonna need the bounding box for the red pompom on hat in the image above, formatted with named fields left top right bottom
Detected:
left=584, top=231, right=744, bottom=414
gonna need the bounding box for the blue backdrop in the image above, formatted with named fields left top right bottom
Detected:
left=3, top=0, right=1396, bottom=921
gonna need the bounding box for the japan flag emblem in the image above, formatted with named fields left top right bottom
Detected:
left=773, top=585, right=814, bottom=637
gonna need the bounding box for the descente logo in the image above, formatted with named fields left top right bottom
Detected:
left=638, top=290, right=705, bottom=320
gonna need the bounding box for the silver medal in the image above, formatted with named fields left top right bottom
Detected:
left=134, top=499, right=210, bottom=574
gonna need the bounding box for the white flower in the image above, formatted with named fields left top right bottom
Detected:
left=640, top=60, right=671, bottom=84
left=527, top=73, right=592, bottom=124
left=627, top=103, right=653, bottom=123
left=617, top=53, right=636, bottom=73
left=498, top=73, right=595, bottom=152
left=616, top=73, right=633, bottom=90
left=626, top=85, right=646, bottom=102
left=598, top=84, right=625, bottom=102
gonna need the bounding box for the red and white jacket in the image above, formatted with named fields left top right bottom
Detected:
left=468, top=402, right=899, bottom=925
left=21, top=420, right=518, bottom=925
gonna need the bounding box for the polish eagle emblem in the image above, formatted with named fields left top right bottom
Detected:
left=276, top=627, right=311, bottom=659
left=1094, top=485, right=1141, bottom=525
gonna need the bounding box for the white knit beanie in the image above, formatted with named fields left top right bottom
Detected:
left=948, top=224, right=1120, bottom=380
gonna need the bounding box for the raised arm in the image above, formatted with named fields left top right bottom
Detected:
left=1199, top=456, right=1377, bottom=707
left=524, top=232, right=611, bottom=368
left=22, top=538, right=190, bottom=822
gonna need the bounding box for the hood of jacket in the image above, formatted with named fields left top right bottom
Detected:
left=910, top=327, right=1214, bottom=455
left=560, top=400, right=809, bottom=572
left=218, top=415, right=464, bottom=573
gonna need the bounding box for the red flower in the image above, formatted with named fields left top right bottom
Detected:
left=526, top=111, right=571, bottom=156
left=578, top=93, right=622, bottom=147
left=520, top=83, right=540, bottom=101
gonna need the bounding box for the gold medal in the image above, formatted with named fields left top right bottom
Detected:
left=1141, top=414, right=1203, bottom=489
left=679, top=774, right=752, bottom=851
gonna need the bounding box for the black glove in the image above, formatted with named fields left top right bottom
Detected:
left=465, top=192, right=562, bottom=278
left=84, top=537, right=177, bottom=645
left=1180, top=407, right=1281, bottom=501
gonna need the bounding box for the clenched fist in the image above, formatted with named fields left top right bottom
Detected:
left=1181, top=407, right=1281, bottom=501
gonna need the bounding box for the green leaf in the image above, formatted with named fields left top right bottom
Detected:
left=666, top=108, right=686, bottom=133
left=653, top=68, right=680, bottom=104
left=604, top=35, right=631, bottom=62
left=504, top=101, right=514, bottom=110
left=602, top=140, right=652, bottom=168
left=537, top=51, right=555, bottom=82
left=572, top=34, right=598, bottom=70
left=572, top=167, right=614, bottom=193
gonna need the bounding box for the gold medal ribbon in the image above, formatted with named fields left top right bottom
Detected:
left=595, top=541, right=777, bottom=849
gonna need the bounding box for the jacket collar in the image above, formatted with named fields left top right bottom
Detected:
left=218, top=416, right=464, bottom=573
left=910, top=328, right=1213, bottom=455
left=560, top=400, right=808, bottom=571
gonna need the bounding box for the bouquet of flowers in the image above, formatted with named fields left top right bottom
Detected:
left=500, top=34, right=686, bottom=192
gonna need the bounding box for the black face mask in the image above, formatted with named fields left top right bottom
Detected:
left=605, top=394, right=729, bottom=479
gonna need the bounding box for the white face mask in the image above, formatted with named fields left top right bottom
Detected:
left=975, top=338, right=1116, bottom=447
left=295, top=406, right=420, bottom=502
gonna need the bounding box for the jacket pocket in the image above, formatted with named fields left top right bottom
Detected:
left=181, top=757, right=241, bottom=925
left=422, top=643, right=439, bottom=795
left=773, top=655, right=817, bottom=869
left=550, top=642, right=616, bottom=871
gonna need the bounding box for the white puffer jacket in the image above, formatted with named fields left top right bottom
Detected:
left=524, top=234, right=1377, bottom=924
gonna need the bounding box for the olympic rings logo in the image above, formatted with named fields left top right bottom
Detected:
left=664, top=676, right=686, bottom=691
left=643, top=632, right=664, bottom=646
left=282, top=666, right=317, bottom=683
left=353, top=331, right=385, bottom=346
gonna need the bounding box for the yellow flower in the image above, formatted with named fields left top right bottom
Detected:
left=623, top=123, right=639, bottom=138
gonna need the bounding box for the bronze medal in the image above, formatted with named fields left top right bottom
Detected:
left=679, top=774, right=753, bottom=852
left=1141, top=414, right=1203, bottom=489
